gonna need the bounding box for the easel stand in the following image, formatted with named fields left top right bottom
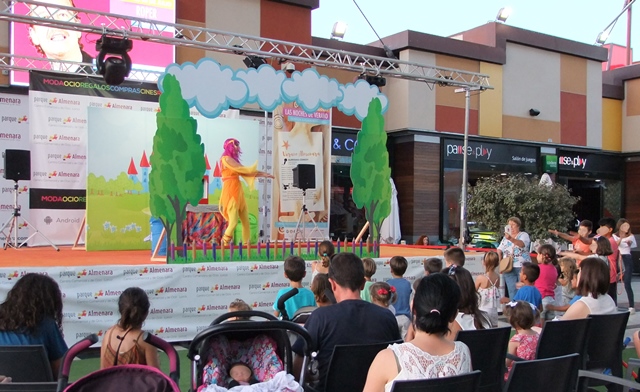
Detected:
left=0, top=181, right=59, bottom=251
left=293, top=189, right=322, bottom=242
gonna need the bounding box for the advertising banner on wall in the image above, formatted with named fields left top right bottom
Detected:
left=0, top=255, right=485, bottom=347
left=0, top=93, right=30, bottom=247
left=29, top=71, right=160, bottom=245
left=10, top=0, right=176, bottom=85
left=270, top=103, right=331, bottom=241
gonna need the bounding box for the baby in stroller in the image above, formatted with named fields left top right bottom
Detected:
left=189, top=311, right=316, bottom=392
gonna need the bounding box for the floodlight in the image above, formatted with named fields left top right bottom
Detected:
left=495, top=7, right=512, bottom=23
left=95, top=35, right=132, bottom=86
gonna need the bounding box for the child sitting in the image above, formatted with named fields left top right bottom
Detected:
left=546, top=257, right=580, bottom=314
left=387, top=256, right=412, bottom=339
left=369, top=282, right=397, bottom=315
left=501, top=262, right=542, bottom=313
left=423, top=257, right=443, bottom=275
left=310, top=273, right=333, bottom=307
left=361, top=258, right=377, bottom=302
left=273, top=256, right=316, bottom=319
left=504, top=300, right=540, bottom=380
left=227, top=362, right=259, bottom=387
left=100, top=287, right=159, bottom=369
left=535, top=244, right=559, bottom=322
left=476, top=251, right=501, bottom=327
left=311, top=240, right=335, bottom=280
left=227, top=298, right=252, bottom=321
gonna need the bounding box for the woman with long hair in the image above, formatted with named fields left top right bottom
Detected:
left=100, top=287, right=159, bottom=369
left=444, top=265, right=491, bottom=337
left=615, top=219, right=637, bottom=313
left=562, top=257, right=616, bottom=319
left=0, top=273, right=67, bottom=376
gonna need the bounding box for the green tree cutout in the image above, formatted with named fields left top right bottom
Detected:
left=149, top=74, right=206, bottom=250
left=468, top=174, right=578, bottom=242
left=350, top=98, right=392, bottom=250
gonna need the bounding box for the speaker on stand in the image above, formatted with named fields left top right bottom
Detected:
left=1, top=149, right=58, bottom=251
left=292, top=164, right=323, bottom=242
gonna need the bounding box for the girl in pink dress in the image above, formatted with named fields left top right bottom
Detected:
left=504, top=300, right=539, bottom=380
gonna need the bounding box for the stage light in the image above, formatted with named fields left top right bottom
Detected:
left=331, top=21, right=347, bottom=40
left=95, top=35, right=132, bottom=86
left=495, top=7, right=512, bottom=23
left=529, top=108, right=541, bottom=117
left=357, top=73, right=386, bottom=87
left=243, top=56, right=267, bottom=69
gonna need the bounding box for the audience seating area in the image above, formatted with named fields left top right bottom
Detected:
left=1, top=312, right=640, bottom=391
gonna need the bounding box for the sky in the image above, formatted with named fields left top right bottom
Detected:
left=311, top=0, right=639, bottom=61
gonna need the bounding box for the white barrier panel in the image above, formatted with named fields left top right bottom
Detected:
left=0, top=254, right=484, bottom=346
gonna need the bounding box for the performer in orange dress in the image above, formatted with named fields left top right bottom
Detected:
left=219, top=138, right=273, bottom=245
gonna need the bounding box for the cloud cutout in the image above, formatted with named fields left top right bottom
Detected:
left=281, top=68, right=343, bottom=113
left=160, top=58, right=248, bottom=118
left=338, top=80, right=389, bottom=121
left=235, top=65, right=286, bottom=112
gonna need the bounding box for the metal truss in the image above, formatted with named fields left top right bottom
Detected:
left=0, top=52, right=162, bottom=82
left=0, top=0, right=492, bottom=90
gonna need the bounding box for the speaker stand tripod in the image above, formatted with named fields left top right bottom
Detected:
left=293, top=189, right=323, bottom=242
left=0, top=181, right=59, bottom=251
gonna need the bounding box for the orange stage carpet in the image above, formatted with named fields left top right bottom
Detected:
left=0, top=244, right=458, bottom=268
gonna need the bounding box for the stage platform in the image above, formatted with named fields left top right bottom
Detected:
left=0, top=244, right=459, bottom=267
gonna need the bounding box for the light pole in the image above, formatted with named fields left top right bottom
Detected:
left=455, top=86, right=484, bottom=249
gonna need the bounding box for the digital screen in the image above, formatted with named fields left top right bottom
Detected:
left=10, top=0, right=175, bottom=85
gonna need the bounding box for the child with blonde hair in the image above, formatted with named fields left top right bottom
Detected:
left=475, top=251, right=501, bottom=327
left=504, top=300, right=539, bottom=380
left=369, top=282, right=397, bottom=315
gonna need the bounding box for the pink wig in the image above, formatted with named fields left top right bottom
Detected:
left=221, top=138, right=241, bottom=161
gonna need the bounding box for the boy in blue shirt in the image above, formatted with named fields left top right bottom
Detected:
left=273, top=255, right=316, bottom=319
left=387, top=256, right=412, bottom=339
left=501, top=262, right=543, bottom=312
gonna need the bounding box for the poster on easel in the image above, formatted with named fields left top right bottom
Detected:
left=269, top=103, right=331, bottom=241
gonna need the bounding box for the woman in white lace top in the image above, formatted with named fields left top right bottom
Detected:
left=363, top=273, right=472, bottom=392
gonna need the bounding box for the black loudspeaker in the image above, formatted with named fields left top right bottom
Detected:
left=3, top=149, right=30, bottom=181
left=292, top=164, right=315, bottom=190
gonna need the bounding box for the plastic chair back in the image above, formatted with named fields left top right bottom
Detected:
left=504, top=353, right=580, bottom=392
left=585, top=312, right=629, bottom=378
left=324, top=341, right=399, bottom=392
left=456, top=326, right=510, bottom=392
left=0, top=346, right=53, bottom=382
left=389, top=370, right=482, bottom=392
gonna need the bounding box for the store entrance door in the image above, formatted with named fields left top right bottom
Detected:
left=567, top=179, right=603, bottom=227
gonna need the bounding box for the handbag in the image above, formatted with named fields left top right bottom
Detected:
left=499, top=255, right=513, bottom=274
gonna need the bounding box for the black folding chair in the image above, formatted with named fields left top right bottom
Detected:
left=504, top=353, right=580, bottom=392
left=0, top=346, right=53, bottom=382
left=323, top=341, right=400, bottom=392
left=584, top=312, right=630, bottom=392
left=389, top=370, right=482, bottom=392
left=456, top=326, right=511, bottom=392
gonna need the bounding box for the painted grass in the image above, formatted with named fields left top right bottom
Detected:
left=86, top=193, right=150, bottom=251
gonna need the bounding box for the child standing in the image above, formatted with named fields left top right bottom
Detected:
left=273, top=256, right=316, bottom=319
left=311, top=240, right=335, bottom=280
left=369, top=282, right=397, bottom=315
left=423, top=257, right=443, bottom=275
left=504, top=300, right=539, bottom=380
left=476, top=251, right=501, bottom=327
left=100, top=287, right=159, bottom=369
left=387, top=256, right=412, bottom=339
left=501, top=262, right=542, bottom=312
left=549, top=220, right=593, bottom=255
left=361, top=258, right=377, bottom=302
left=535, top=244, right=559, bottom=322
left=444, top=247, right=465, bottom=267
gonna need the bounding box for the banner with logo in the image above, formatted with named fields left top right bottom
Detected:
left=0, top=254, right=486, bottom=347
left=29, top=71, right=161, bottom=245
left=270, top=103, right=331, bottom=241
left=0, top=93, right=30, bottom=247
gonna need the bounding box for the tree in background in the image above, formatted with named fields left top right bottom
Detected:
left=149, top=74, right=206, bottom=249
left=350, top=98, right=391, bottom=250
left=468, top=174, right=578, bottom=242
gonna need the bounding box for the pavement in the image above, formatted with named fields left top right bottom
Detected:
left=497, top=276, right=640, bottom=349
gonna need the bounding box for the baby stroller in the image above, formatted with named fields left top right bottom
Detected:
left=276, top=288, right=316, bottom=324
left=57, top=332, right=180, bottom=392
left=187, top=310, right=317, bottom=391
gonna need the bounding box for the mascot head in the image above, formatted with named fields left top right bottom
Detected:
left=222, top=138, right=241, bottom=161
